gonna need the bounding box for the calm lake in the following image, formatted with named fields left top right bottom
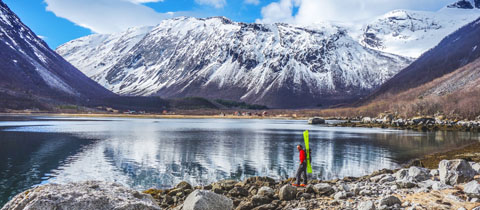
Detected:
left=1, top=115, right=479, bottom=206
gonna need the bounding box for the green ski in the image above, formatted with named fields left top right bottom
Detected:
left=303, top=130, right=312, bottom=174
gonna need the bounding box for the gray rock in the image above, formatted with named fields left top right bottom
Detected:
left=379, top=195, right=401, bottom=206
left=333, top=191, right=347, bottom=200
left=176, top=181, right=193, bottom=190
left=251, top=195, right=272, bottom=207
left=312, top=183, right=334, bottom=195
left=396, top=181, right=417, bottom=189
left=235, top=201, right=253, bottom=210
left=1, top=181, right=161, bottom=210
left=359, top=189, right=372, bottom=196
left=370, top=174, right=386, bottom=183
left=430, top=169, right=439, bottom=177
left=358, top=200, right=376, bottom=210
left=471, top=162, right=480, bottom=174
left=431, top=181, right=451, bottom=191
left=308, top=117, right=325, bottom=124
left=379, top=175, right=395, bottom=184
left=408, top=166, right=430, bottom=182
left=229, top=187, right=248, bottom=197
left=439, top=159, right=476, bottom=185
left=278, top=185, right=297, bottom=201
left=257, top=186, right=274, bottom=197
left=183, top=190, right=233, bottom=210
left=298, top=193, right=311, bottom=199
left=463, top=180, right=480, bottom=198
left=394, top=169, right=409, bottom=181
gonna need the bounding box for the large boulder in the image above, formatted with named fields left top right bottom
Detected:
left=308, top=117, right=325, bottom=125
left=408, top=166, right=431, bottom=182
left=1, top=181, right=161, bottom=210
left=278, top=185, right=297, bottom=201
left=312, top=183, right=334, bottom=196
left=464, top=181, right=480, bottom=198
left=183, top=190, right=233, bottom=210
left=439, top=159, right=476, bottom=185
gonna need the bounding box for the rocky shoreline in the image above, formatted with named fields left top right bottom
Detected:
left=140, top=158, right=480, bottom=210
left=331, top=116, right=480, bottom=133
left=3, top=158, right=480, bottom=210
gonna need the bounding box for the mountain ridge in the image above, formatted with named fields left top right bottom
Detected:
left=57, top=16, right=410, bottom=108
left=0, top=0, right=115, bottom=109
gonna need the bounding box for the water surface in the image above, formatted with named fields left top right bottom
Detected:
left=0, top=115, right=479, bottom=206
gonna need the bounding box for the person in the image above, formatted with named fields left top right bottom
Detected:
left=293, top=144, right=307, bottom=187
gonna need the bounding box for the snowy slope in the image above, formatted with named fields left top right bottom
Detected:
left=0, top=1, right=114, bottom=102
left=360, top=2, right=480, bottom=57
left=56, top=0, right=480, bottom=108
left=58, top=17, right=410, bottom=108
left=56, top=26, right=153, bottom=79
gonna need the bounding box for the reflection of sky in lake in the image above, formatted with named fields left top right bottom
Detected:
left=1, top=116, right=479, bottom=206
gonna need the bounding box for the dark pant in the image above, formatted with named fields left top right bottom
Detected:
left=296, top=162, right=307, bottom=185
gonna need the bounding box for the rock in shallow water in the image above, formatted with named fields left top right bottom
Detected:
left=1, top=181, right=161, bottom=210
left=183, top=190, right=233, bottom=210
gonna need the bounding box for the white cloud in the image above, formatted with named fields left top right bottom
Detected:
left=256, top=0, right=300, bottom=24
left=258, top=0, right=456, bottom=25
left=244, top=0, right=260, bottom=5
left=194, top=0, right=227, bottom=8
left=44, top=0, right=176, bottom=34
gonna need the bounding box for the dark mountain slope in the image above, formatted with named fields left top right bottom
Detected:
left=0, top=0, right=114, bottom=108
left=367, top=17, right=480, bottom=101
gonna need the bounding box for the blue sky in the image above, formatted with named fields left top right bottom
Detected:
left=3, top=0, right=455, bottom=49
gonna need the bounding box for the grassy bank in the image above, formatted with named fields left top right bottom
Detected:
left=416, top=141, right=480, bottom=169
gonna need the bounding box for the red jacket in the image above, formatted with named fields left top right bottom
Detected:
left=299, top=149, right=306, bottom=164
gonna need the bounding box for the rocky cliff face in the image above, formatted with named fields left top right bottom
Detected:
left=0, top=1, right=114, bottom=106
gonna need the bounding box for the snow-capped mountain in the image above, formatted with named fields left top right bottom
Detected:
left=359, top=1, right=480, bottom=57
left=0, top=1, right=114, bottom=104
left=58, top=17, right=410, bottom=108
left=56, top=0, right=480, bottom=108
